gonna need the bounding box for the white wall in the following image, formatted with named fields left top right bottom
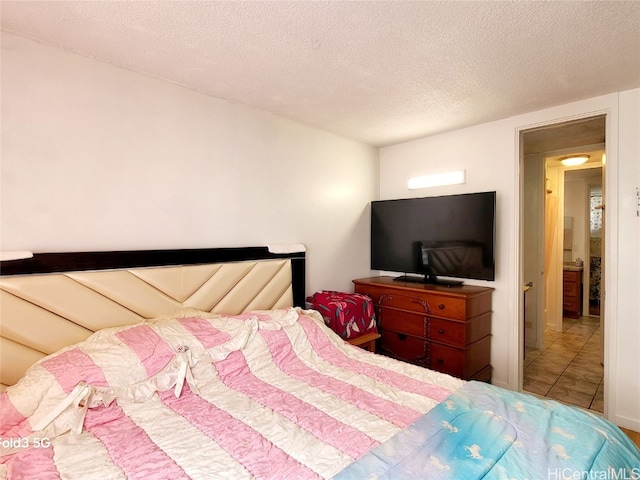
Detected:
left=380, top=90, right=640, bottom=430
left=0, top=33, right=379, bottom=295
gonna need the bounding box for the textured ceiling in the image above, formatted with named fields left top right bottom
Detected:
left=1, top=1, right=639, bottom=147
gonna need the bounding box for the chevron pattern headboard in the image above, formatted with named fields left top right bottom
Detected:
left=0, top=247, right=305, bottom=389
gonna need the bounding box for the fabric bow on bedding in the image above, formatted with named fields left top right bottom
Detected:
left=174, top=345, right=200, bottom=398
left=29, top=345, right=201, bottom=439
left=32, top=382, right=115, bottom=436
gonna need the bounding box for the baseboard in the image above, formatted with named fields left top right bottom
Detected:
left=490, top=380, right=509, bottom=390
left=610, top=414, right=640, bottom=434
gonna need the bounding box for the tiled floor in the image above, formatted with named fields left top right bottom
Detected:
left=524, top=315, right=603, bottom=412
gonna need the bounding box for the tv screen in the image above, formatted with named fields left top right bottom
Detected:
left=371, top=191, right=496, bottom=284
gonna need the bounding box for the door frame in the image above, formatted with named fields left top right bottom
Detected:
left=514, top=111, right=614, bottom=420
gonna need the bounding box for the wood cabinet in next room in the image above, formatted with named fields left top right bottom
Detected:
left=562, top=267, right=583, bottom=319
left=353, top=277, right=493, bottom=382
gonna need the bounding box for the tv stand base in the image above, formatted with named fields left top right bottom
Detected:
left=394, top=275, right=463, bottom=287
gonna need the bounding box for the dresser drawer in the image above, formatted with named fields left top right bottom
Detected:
left=380, top=332, right=428, bottom=366
left=428, top=343, right=465, bottom=378
left=430, top=337, right=491, bottom=379
left=428, top=318, right=467, bottom=347
left=428, top=314, right=491, bottom=347
left=563, top=270, right=581, bottom=282
left=423, top=296, right=468, bottom=321
left=563, top=296, right=580, bottom=311
left=377, top=293, right=428, bottom=314
left=378, top=309, right=426, bottom=337
left=376, top=292, right=468, bottom=321
left=352, top=284, right=392, bottom=306
left=562, top=269, right=583, bottom=319
left=563, top=281, right=579, bottom=296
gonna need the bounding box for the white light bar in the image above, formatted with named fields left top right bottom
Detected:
left=408, top=170, right=466, bottom=190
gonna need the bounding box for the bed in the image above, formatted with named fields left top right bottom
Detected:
left=1, top=246, right=638, bottom=479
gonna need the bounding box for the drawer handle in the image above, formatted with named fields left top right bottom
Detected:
left=397, top=333, right=407, bottom=341
left=437, top=358, right=444, bottom=364
left=438, top=304, right=445, bottom=310
left=438, top=329, right=445, bottom=335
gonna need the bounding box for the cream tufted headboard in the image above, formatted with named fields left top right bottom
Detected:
left=0, top=247, right=305, bottom=390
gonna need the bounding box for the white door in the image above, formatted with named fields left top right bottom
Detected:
left=523, top=154, right=545, bottom=349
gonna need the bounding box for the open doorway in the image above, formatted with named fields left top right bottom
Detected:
left=520, top=115, right=606, bottom=412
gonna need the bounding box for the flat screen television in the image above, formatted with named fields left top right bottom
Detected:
left=371, top=191, right=496, bottom=285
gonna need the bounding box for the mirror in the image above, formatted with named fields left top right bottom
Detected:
left=563, top=216, right=573, bottom=262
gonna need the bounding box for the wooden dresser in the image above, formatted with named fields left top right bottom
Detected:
left=353, top=277, right=493, bottom=382
left=562, top=267, right=583, bottom=319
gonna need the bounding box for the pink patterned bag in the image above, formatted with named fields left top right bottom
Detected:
left=307, top=291, right=377, bottom=340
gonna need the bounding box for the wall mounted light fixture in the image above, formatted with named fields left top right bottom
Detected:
left=408, top=170, right=466, bottom=190
left=560, top=154, right=590, bottom=167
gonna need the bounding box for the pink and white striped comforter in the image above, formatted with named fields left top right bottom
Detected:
left=0, top=308, right=463, bottom=479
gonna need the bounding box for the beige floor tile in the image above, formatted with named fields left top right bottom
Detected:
left=524, top=347, right=543, bottom=367
left=534, top=356, right=572, bottom=372
left=523, top=378, right=553, bottom=396
left=523, top=315, right=603, bottom=412
left=620, top=428, right=640, bottom=450
left=546, top=385, right=593, bottom=409
left=570, top=355, right=602, bottom=369
left=562, top=364, right=603, bottom=384
left=553, top=375, right=599, bottom=397
left=524, top=364, right=565, bottom=384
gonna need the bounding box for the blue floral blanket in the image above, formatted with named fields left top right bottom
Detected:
left=335, top=381, right=640, bottom=479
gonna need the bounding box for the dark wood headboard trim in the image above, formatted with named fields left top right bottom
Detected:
left=0, top=247, right=307, bottom=308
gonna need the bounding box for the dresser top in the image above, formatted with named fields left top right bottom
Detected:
left=353, top=276, right=494, bottom=297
